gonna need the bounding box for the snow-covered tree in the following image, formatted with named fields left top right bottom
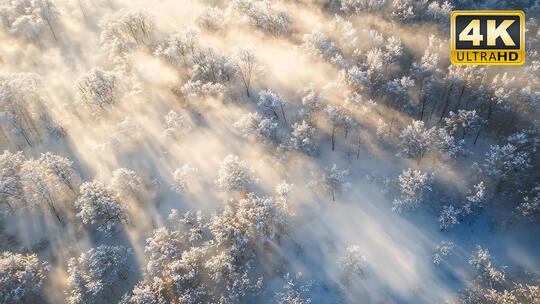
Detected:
left=233, top=111, right=277, bottom=144
left=398, top=120, right=433, bottom=161
left=0, top=151, right=75, bottom=218
left=330, top=16, right=360, bottom=51
left=463, top=181, right=486, bottom=214
left=128, top=240, right=211, bottom=303
left=74, top=68, right=118, bottom=118
left=360, top=37, right=403, bottom=83
left=209, top=192, right=289, bottom=253
left=0, top=73, right=46, bottom=146
left=425, top=1, right=452, bottom=24
left=274, top=180, right=292, bottom=210
left=190, top=47, right=237, bottom=85
left=340, top=0, right=388, bottom=14
left=111, top=168, right=143, bottom=200
left=390, top=0, right=452, bottom=24
left=179, top=80, right=226, bottom=98
left=105, top=116, right=144, bottom=150
left=142, top=211, right=209, bottom=303
left=32, top=0, right=60, bottom=40
left=432, top=241, right=453, bottom=265
left=37, top=152, right=76, bottom=191
left=481, top=144, right=530, bottom=191
left=324, top=105, right=355, bottom=151
left=458, top=243, right=539, bottom=304
left=0, top=150, right=24, bottom=211
left=439, top=205, right=460, bottom=231
left=506, top=129, right=538, bottom=159
left=302, top=30, right=345, bottom=67
left=392, top=168, right=431, bottom=212
left=339, top=245, right=367, bottom=285
left=168, top=209, right=205, bottom=244
left=337, top=65, right=371, bottom=93
left=145, top=227, right=185, bottom=278
left=0, top=0, right=60, bottom=42
left=376, top=118, right=391, bottom=142
left=154, top=29, right=199, bottom=68
left=309, top=164, right=350, bottom=201
left=20, top=157, right=71, bottom=223
left=208, top=193, right=285, bottom=301
left=398, top=120, right=462, bottom=163
left=204, top=248, right=260, bottom=303
left=430, top=127, right=464, bottom=161
left=66, top=245, right=132, bottom=304
left=163, top=110, right=189, bottom=138
left=0, top=252, right=48, bottom=304
left=287, top=120, right=317, bottom=155
left=119, top=277, right=167, bottom=304
left=385, top=75, right=415, bottom=113
left=233, top=45, right=260, bottom=97
left=258, top=90, right=288, bottom=124
left=101, top=11, right=153, bottom=46
left=75, top=180, right=128, bottom=234
left=444, top=110, right=479, bottom=138
left=171, top=163, right=200, bottom=194
left=20, top=152, right=75, bottom=219
left=468, top=246, right=505, bottom=289
left=99, top=11, right=154, bottom=69
left=517, top=184, right=540, bottom=220
left=386, top=35, right=404, bottom=59
left=459, top=282, right=540, bottom=304
left=1, top=3, right=45, bottom=41
left=298, top=85, right=326, bottom=122
left=275, top=273, right=312, bottom=304
left=215, top=154, right=257, bottom=192
left=169, top=247, right=213, bottom=303
left=231, top=0, right=291, bottom=36
left=409, top=35, right=443, bottom=118
left=196, top=6, right=223, bottom=31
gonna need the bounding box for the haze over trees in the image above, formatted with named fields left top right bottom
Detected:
left=0, top=0, right=538, bottom=303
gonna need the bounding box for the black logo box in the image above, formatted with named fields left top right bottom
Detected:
left=455, top=15, right=521, bottom=50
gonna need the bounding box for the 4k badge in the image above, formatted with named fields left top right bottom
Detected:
left=451, top=10, right=525, bottom=65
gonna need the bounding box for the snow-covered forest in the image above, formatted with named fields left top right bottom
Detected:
left=0, top=0, right=539, bottom=303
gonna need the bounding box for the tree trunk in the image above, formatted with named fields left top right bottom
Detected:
left=54, top=212, right=62, bottom=224
left=497, top=110, right=517, bottom=137
left=418, top=80, right=426, bottom=121
left=389, top=116, right=395, bottom=135
left=420, top=96, right=426, bottom=121
left=79, top=0, right=87, bottom=19
left=20, top=128, right=33, bottom=146
left=453, top=84, right=466, bottom=112
left=48, top=201, right=62, bottom=223
left=46, top=20, right=58, bottom=42
left=356, top=135, right=361, bottom=160
left=65, top=182, right=75, bottom=193
left=438, top=85, right=454, bottom=123
left=487, top=99, right=494, bottom=121
left=331, top=125, right=336, bottom=151
left=473, top=124, right=482, bottom=144
left=279, top=103, right=287, bottom=125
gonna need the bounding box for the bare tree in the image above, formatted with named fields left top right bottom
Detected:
left=234, top=45, right=260, bottom=97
